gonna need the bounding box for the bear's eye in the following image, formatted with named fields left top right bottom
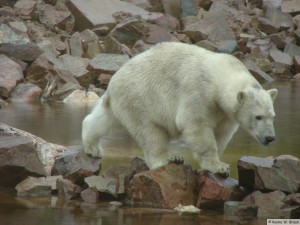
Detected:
left=255, top=115, right=263, bottom=120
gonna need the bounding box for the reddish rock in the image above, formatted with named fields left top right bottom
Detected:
left=0, top=54, right=23, bottom=98
left=243, top=190, right=299, bottom=219
left=81, top=187, right=99, bottom=203
left=11, top=83, right=42, bottom=102
left=238, top=155, right=300, bottom=193
left=0, top=123, right=64, bottom=188
left=15, top=176, right=51, bottom=197
left=130, top=157, right=149, bottom=174
left=197, top=172, right=248, bottom=209
left=51, top=145, right=101, bottom=186
left=14, top=0, right=36, bottom=19
left=57, top=178, right=81, bottom=199
left=128, top=163, right=197, bottom=209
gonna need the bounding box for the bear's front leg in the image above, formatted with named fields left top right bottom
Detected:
left=182, top=124, right=230, bottom=176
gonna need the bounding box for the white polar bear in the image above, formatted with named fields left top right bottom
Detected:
left=82, top=42, right=278, bottom=175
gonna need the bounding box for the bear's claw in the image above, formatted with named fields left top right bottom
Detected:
left=168, top=156, right=184, bottom=164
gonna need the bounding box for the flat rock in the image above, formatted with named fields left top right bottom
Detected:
left=197, top=172, right=248, bottom=209
left=51, top=145, right=101, bottom=186
left=62, top=89, right=99, bottom=104
left=269, top=48, right=293, bottom=65
left=281, top=0, right=300, bottom=15
left=66, top=0, right=162, bottom=31
left=258, top=17, right=280, bottom=34
left=15, top=176, right=51, bottom=197
left=128, top=163, right=197, bottom=209
left=89, top=53, right=129, bottom=75
left=238, top=155, right=300, bottom=193
left=284, top=42, right=300, bottom=58
left=11, top=83, right=42, bottom=102
left=0, top=54, right=23, bottom=98
left=14, top=0, right=36, bottom=19
left=0, top=123, right=64, bottom=188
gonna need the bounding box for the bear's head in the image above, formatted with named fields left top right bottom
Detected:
left=236, top=87, right=278, bottom=146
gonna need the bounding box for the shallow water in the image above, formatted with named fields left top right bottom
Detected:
left=0, top=80, right=299, bottom=225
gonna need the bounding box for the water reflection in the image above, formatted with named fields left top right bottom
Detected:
left=0, top=192, right=264, bottom=225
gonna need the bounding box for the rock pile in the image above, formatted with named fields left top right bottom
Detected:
left=1, top=0, right=300, bottom=104
left=1, top=122, right=300, bottom=219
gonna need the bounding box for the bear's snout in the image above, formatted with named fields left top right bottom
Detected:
left=265, top=136, right=275, bottom=145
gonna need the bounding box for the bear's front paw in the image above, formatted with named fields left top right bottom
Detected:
left=83, top=144, right=103, bottom=159
left=168, top=156, right=184, bottom=164
left=201, top=161, right=230, bottom=177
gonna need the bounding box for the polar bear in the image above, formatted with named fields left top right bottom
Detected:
left=82, top=42, right=277, bottom=175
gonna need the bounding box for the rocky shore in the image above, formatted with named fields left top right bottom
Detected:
left=0, top=122, right=300, bottom=219
left=1, top=0, right=300, bottom=105
left=1, top=0, right=300, bottom=220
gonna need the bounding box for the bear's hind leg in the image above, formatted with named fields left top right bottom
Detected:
left=82, top=97, right=125, bottom=158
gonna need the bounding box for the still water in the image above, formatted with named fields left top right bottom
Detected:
left=0, top=80, right=299, bottom=225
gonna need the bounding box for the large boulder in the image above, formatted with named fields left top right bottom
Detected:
left=238, top=155, right=300, bottom=193
left=0, top=123, right=64, bottom=188
left=127, top=163, right=198, bottom=209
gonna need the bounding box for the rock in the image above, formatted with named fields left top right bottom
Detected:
left=59, top=54, right=91, bottom=87
left=269, top=48, right=293, bottom=65
left=161, top=0, right=181, bottom=19
left=246, top=38, right=273, bottom=52
left=294, top=55, right=300, bottom=73
left=11, top=83, right=42, bottom=102
left=284, top=42, right=300, bottom=58
left=224, top=201, right=258, bottom=217
left=243, top=190, right=299, bottom=218
left=104, top=18, right=177, bottom=54
left=81, top=187, right=99, bottom=203
left=62, top=89, right=99, bottom=104
left=14, top=0, right=36, bottom=19
left=0, top=24, right=42, bottom=61
left=264, top=6, right=293, bottom=31
left=281, top=0, right=300, bottom=15
left=180, top=0, right=199, bottom=18
left=258, top=17, right=280, bottom=34
left=238, top=155, right=300, bottom=193
left=195, top=40, right=218, bottom=52
left=0, top=123, right=64, bottom=188
left=15, top=176, right=51, bottom=197
left=84, top=175, right=119, bottom=197
left=183, top=11, right=237, bottom=53
left=69, top=32, right=84, bottom=57
left=283, top=193, right=300, bottom=205
left=88, top=53, right=130, bottom=75
left=52, top=82, right=82, bottom=101
left=263, top=0, right=282, bottom=10
left=8, top=21, right=28, bottom=33
left=57, top=178, right=81, bottom=199
left=0, top=54, right=23, bottom=98
left=66, top=0, right=163, bottom=31
left=38, top=4, right=74, bottom=31
left=196, top=172, right=248, bottom=209
left=243, top=59, right=274, bottom=83
left=155, top=14, right=180, bottom=31
left=103, top=165, right=135, bottom=194
left=0, top=99, right=8, bottom=108
left=80, top=29, right=102, bottom=59
left=51, top=145, right=101, bottom=186
left=130, top=157, right=149, bottom=174
left=45, top=175, right=63, bottom=191
left=128, top=163, right=197, bottom=209
left=247, top=47, right=272, bottom=72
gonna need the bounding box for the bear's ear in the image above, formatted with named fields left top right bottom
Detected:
left=268, top=89, right=278, bottom=102
left=237, top=91, right=246, bottom=104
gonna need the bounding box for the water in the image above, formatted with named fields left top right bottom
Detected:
left=0, top=81, right=299, bottom=225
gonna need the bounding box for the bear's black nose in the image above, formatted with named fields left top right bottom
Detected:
left=265, top=136, right=275, bottom=144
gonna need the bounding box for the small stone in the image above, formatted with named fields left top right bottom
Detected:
left=81, top=187, right=99, bottom=203
left=224, top=201, right=258, bottom=217
left=62, top=90, right=99, bottom=104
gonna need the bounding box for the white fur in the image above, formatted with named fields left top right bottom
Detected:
left=82, top=42, right=278, bottom=174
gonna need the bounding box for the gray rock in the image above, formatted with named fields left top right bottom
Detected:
left=224, top=201, right=258, bottom=217
left=243, top=59, right=274, bottom=83
left=269, top=48, right=293, bottom=65
left=281, top=0, right=300, bottom=15
left=66, top=0, right=162, bottom=31
left=0, top=123, right=64, bottom=188
left=51, top=145, right=101, bottom=186
left=84, top=175, right=119, bottom=197
left=11, top=83, right=42, bottom=103
left=238, top=155, right=300, bottom=193
left=0, top=54, right=24, bottom=98
left=14, top=0, right=36, bottom=19
left=57, top=178, right=81, bottom=199
left=15, top=176, right=52, bottom=197
left=81, top=187, right=99, bottom=203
